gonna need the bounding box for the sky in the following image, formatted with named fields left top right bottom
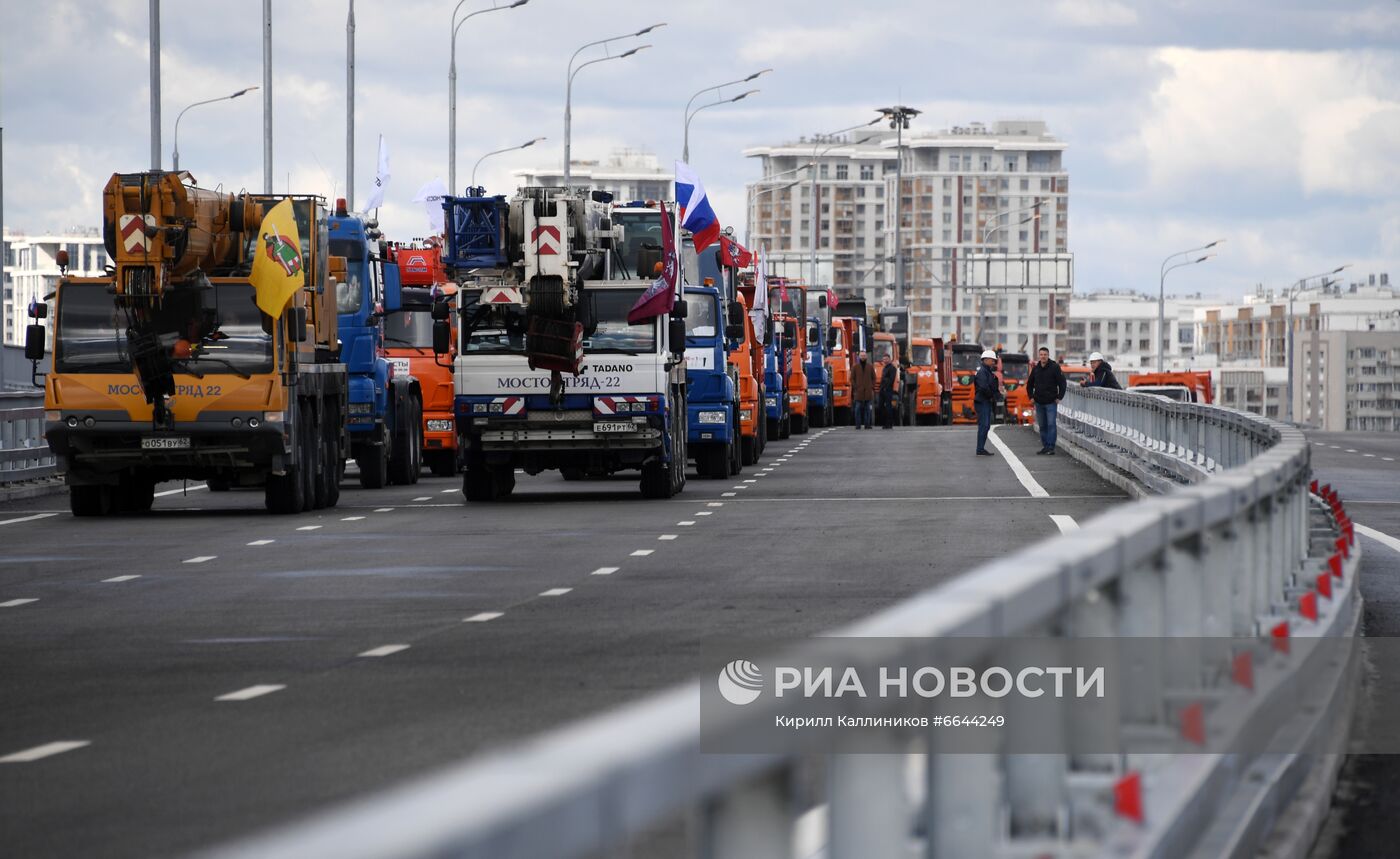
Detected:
left=3, top=0, right=1399, bottom=299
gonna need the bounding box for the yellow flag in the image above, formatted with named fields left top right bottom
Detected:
left=250, top=198, right=305, bottom=317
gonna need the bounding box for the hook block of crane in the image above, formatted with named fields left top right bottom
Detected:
left=963, top=252, right=1074, bottom=292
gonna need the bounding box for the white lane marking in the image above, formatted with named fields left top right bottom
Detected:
left=0, top=741, right=90, bottom=763
left=154, top=484, right=208, bottom=498
left=464, top=612, right=503, bottom=622
left=358, top=644, right=410, bottom=658
left=1329, top=445, right=1340, bottom=449
left=658, top=534, right=677, bottom=541
left=732, top=485, right=746, bottom=490
left=722, top=492, right=736, bottom=497
left=743, top=479, right=758, bottom=483
left=708, top=502, right=724, bottom=507
left=441, top=489, right=457, bottom=494
left=374, top=508, right=394, bottom=513
left=631, top=549, right=654, bottom=556
left=1357, top=524, right=1400, bottom=555
left=678, top=521, right=696, bottom=526
left=183, top=556, right=216, bottom=564
left=1050, top=514, right=1080, bottom=534
left=0, top=513, right=59, bottom=527
left=1345, top=449, right=1358, bottom=453
left=102, top=575, right=141, bottom=583
left=0, top=598, right=38, bottom=608
left=215, top=684, right=286, bottom=702
left=986, top=427, right=1049, bottom=498
left=1364, top=454, right=1376, bottom=458
left=247, top=539, right=274, bottom=546
left=341, top=516, right=365, bottom=521
left=1385, top=457, right=1396, bottom=462
left=591, top=567, right=619, bottom=576
left=763, top=468, right=774, bottom=472
left=412, top=496, right=431, bottom=502
left=697, top=511, right=713, bottom=516
left=296, top=525, right=322, bottom=531
left=540, top=587, right=573, bottom=597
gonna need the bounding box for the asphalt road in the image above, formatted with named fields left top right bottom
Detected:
left=0, top=423, right=1124, bottom=858
left=1301, top=432, right=1400, bottom=859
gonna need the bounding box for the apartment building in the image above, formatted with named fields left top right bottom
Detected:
left=1295, top=330, right=1400, bottom=431
left=1219, top=368, right=1289, bottom=421
left=513, top=148, right=671, bottom=201
left=1063, top=291, right=1209, bottom=368
left=3, top=229, right=110, bottom=347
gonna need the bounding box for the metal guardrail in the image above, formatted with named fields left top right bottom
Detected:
left=0, top=391, right=59, bottom=487
left=196, top=387, right=1359, bottom=859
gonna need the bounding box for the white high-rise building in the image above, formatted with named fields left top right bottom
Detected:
left=746, top=120, right=1071, bottom=352
left=513, top=148, right=671, bottom=201
left=3, top=230, right=110, bottom=347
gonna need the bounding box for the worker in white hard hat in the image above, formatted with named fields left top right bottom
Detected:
left=973, top=349, right=1002, bottom=456
left=1081, top=351, right=1122, bottom=390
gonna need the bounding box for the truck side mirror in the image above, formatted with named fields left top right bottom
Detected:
left=669, top=317, right=687, bottom=358
left=24, top=324, right=46, bottom=360
left=381, top=262, right=402, bottom=313
left=724, top=302, right=745, bottom=341
left=431, top=299, right=450, bottom=321
left=288, top=306, right=308, bottom=342
left=433, top=319, right=452, bottom=355
left=827, top=328, right=838, bottom=352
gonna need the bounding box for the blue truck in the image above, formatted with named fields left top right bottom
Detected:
left=681, top=267, right=746, bottom=478
left=327, top=200, right=423, bottom=488
left=804, top=289, right=834, bottom=428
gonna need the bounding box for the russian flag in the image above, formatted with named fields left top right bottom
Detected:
left=675, top=161, right=722, bottom=251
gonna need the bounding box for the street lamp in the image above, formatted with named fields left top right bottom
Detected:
left=1286, top=264, right=1350, bottom=423
left=448, top=0, right=529, bottom=196
left=875, top=105, right=921, bottom=306
left=564, top=24, right=665, bottom=192
left=1157, top=240, right=1223, bottom=371
left=470, top=137, right=546, bottom=190
left=681, top=69, right=772, bottom=162
left=172, top=86, right=258, bottom=171
left=682, top=89, right=758, bottom=166
left=808, top=129, right=879, bottom=289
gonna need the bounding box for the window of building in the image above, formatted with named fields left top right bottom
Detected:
left=980, top=157, right=992, bottom=171
left=1039, top=230, right=1049, bottom=242
left=1041, top=178, right=1052, bottom=191
left=961, top=229, right=971, bottom=242
left=942, top=195, right=952, bottom=207
left=875, top=187, right=884, bottom=198
left=856, top=186, right=866, bottom=198
left=942, top=212, right=952, bottom=224
left=860, top=164, right=874, bottom=181
left=836, top=164, right=849, bottom=180
left=942, top=229, right=952, bottom=242
left=1005, top=157, right=1018, bottom=172
left=948, top=155, right=961, bottom=170
left=800, top=203, right=810, bottom=215
left=874, top=221, right=883, bottom=231
left=1020, top=178, right=1029, bottom=192
left=819, top=164, right=829, bottom=180
left=1018, top=230, right=1028, bottom=241
left=962, top=195, right=972, bottom=207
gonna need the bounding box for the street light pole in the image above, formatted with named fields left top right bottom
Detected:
left=974, top=206, right=1040, bottom=344
left=1286, top=264, right=1349, bottom=423
left=172, top=87, right=258, bottom=172
left=471, top=136, right=545, bottom=189
left=746, top=167, right=811, bottom=247
left=262, top=0, right=271, bottom=192
left=682, top=89, right=757, bottom=165
left=347, top=0, right=355, bottom=206
left=1157, top=240, right=1223, bottom=371
left=149, top=0, right=161, bottom=170
left=564, top=24, right=664, bottom=192
left=876, top=106, right=921, bottom=307
left=449, top=0, right=530, bottom=197
left=681, top=69, right=771, bottom=162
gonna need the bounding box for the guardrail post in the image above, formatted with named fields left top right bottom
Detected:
left=829, top=745, right=909, bottom=859
left=1163, top=536, right=1204, bottom=689
left=1118, top=559, right=1165, bottom=725
left=924, top=753, right=999, bottom=858
left=701, top=769, right=794, bottom=859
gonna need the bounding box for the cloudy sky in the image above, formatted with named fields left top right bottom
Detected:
left=3, top=0, right=1399, bottom=298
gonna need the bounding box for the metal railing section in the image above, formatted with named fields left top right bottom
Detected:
left=195, top=388, right=1359, bottom=859
left=0, top=392, right=58, bottom=486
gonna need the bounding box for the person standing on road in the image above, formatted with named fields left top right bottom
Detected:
left=1026, top=346, right=1067, bottom=455
left=974, top=349, right=1001, bottom=456
left=878, top=354, right=899, bottom=430
left=851, top=350, right=876, bottom=430
left=1081, top=351, right=1122, bottom=390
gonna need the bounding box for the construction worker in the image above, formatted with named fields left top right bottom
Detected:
left=974, top=349, right=1001, bottom=456
left=851, top=350, right=876, bottom=429
left=878, top=354, right=899, bottom=430
left=1081, top=351, right=1122, bottom=390
left=1026, top=346, right=1067, bottom=455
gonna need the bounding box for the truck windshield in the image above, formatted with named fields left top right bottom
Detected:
left=873, top=340, right=896, bottom=363
left=769, top=287, right=803, bottom=318
left=613, top=209, right=663, bottom=280
left=684, top=293, right=718, bottom=339
left=382, top=309, right=435, bottom=348
left=830, top=328, right=845, bottom=353
left=55, top=281, right=273, bottom=375
left=951, top=349, right=981, bottom=371
left=1003, top=361, right=1029, bottom=381
left=329, top=237, right=368, bottom=314
left=911, top=345, right=933, bottom=365
left=461, top=288, right=656, bottom=355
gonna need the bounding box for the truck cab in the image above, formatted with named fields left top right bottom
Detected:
left=1127, top=371, right=1214, bottom=404
left=384, top=242, right=458, bottom=476
left=871, top=330, right=903, bottom=423
left=328, top=201, right=422, bottom=488
left=909, top=336, right=946, bottom=425
left=827, top=316, right=853, bottom=424
left=770, top=280, right=810, bottom=434
left=999, top=350, right=1031, bottom=424
left=682, top=281, right=742, bottom=478
left=948, top=341, right=985, bottom=424
left=804, top=290, right=833, bottom=427
left=729, top=290, right=766, bottom=463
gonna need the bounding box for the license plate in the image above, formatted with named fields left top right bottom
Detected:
left=389, top=358, right=412, bottom=378
left=141, top=436, right=191, bottom=450
left=593, top=421, right=634, bottom=434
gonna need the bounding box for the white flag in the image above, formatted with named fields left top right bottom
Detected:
left=751, top=246, right=769, bottom=345
left=412, top=177, right=450, bottom=236
left=362, top=135, right=390, bottom=211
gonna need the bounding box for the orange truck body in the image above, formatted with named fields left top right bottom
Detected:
left=909, top=336, right=945, bottom=424
left=384, top=243, right=458, bottom=476
left=1062, top=365, right=1091, bottom=387
left=1127, top=371, right=1214, bottom=404
left=947, top=342, right=986, bottom=424
left=826, top=316, right=853, bottom=421
left=728, top=291, right=765, bottom=463
left=999, top=352, right=1032, bottom=424
left=769, top=280, right=809, bottom=433
left=871, top=331, right=904, bottom=423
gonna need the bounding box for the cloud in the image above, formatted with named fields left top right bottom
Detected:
left=1052, top=0, right=1138, bottom=27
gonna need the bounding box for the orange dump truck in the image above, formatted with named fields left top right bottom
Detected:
left=909, top=336, right=945, bottom=425
left=1127, top=371, right=1214, bottom=404
left=1062, top=364, right=1091, bottom=387
left=729, top=291, right=766, bottom=464
left=770, top=280, right=809, bottom=434
left=947, top=341, right=986, bottom=424
left=826, top=317, right=852, bottom=425
left=871, top=331, right=904, bottom=424
left=999, top=351, right=1032, bottom=424
left=384, top=243, right=459, bottom=477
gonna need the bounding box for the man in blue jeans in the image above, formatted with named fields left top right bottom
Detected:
left=1025, top=346, right=1067, bottom=455
left=973, top=349, right=1001, bottom=456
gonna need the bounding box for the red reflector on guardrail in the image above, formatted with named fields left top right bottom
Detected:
left=1317, top=573, right=1332, bottom=600
left=1271, top=621, right=1290, bottom=653
left=1336, top=537, right=1349, bottom=560
left=1232, top=650, right=1253, bottom=690
left=1300, top=590, right=1318, bottom=621
left=1114, top=771, right=1143, bottom=823
left=1180, top=701, right=1206, bottom=746
left=1329, top=553, right=1343, bottom=578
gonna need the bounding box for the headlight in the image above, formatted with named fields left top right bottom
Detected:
left=472, top=402, right=489, bottom=413
left=788, top=394, right=802, bottom=403
left=1022, top=409, right=1033, bottom=417
left=697, top=410, right=726, bottom=424
left=739, top=409, right=753, bottom=421
left=806, top=387, right=819, bottom=396
left=426, top=419, right=453, bottom=432
left=833, top=389, right=846, bottom=397
left=921, top=399, right=933, bottom=406
left=347, top=402, right=373, bottom=416
left=263, top=411, right=284, bottom=422
left=765, top=397, right=777, bottom=406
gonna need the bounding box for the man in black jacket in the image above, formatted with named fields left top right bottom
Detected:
left=878, top=355, right=899, bottom=429
left=1026, top=346, right=1067, bottom=455
left=973, top=349, right=1001, bottom=456
left=1081, top=351, right=1122, bottom=390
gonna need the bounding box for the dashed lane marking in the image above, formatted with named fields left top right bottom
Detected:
left=183, top=556, right=216, bottom=564
left=0, top=513, right=59, bottom=527
left=464, top=612, right=503, bottom=622
left=539, top=587, right=573, bottom=597
left=722, top=492, right=737, bottom=497
left=102, top=575, right=141, bottom=583
left=1346, top=449, right=1358, bottom=453
left=1050, top=515, right=1080, bottom=534
left=658, top=534, right=677, bottom=541
left=743, top=479, right=758, bottom=483
left=986, top=426, right=1049, bottom=498
left=413, top=497, right=431, bottom=502
left=696, top=511, right=713, bottom=516
left=341, top=516, right=365, bottom=521
left=154, top=484, right=207, bottom=498
left=708, top=502, right=724, bottom=507
left=358, top=644, right=410, bottom=658
left=1357, top=524, right=1400, bottom=555
left=0, top=598, right=38, bottom=608
left=215, top=684, right=286, bottom=702
left=1385, top=457, right=1396, bottom=462
left=0, top=741, right=90, bottom=763
left=678, top=521, right=696, bottom=526
left=247, top=539, right=274, bottom=546
left=374, top=508, right=394, bottom=513
left=591, top=567, right=619, bottom=576
left=631, top=549, right=654, bottom=557
left=295, top=525, right=322, bottom=531
left=441, top=489, right=457, bottom=494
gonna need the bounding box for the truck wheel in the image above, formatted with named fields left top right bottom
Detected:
left=778, top=414, right=790, bottom=440
left=300, top=408, right=318, bottom=511
left=70, top=484, right=112, bottom=517
left=640, top=460, right=670, bottom=498
left=357, top=426, right=389, bottom=489
left=265, top=462, right=306, bottom=514
left=206, top=477, right=231, bottom=492
left=792, top=413, right=808, bottom=435
left=427, top=450, right=457, bottom=478
left=561, top=466, right=585, bottom=481
left=702, top=444, right=727, bottom=479
left=757, top=408, right=767, bottom=456
left=388, top=397, right=420, bottom=486
left=462, top=454, right=508, bottom=502
left=491, top=466, right=516, bottom=499
left=729, top=426, right=742, bottom=476
left=116, top=474, right=155, bottom=514
left=741, top=434, right=757, bottom=467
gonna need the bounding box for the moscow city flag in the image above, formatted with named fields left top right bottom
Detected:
left=627, top=203, right=679, bottom=323
left=674, top=161, right=722, bottom=251
left=250, top=198, right=305, bottom=318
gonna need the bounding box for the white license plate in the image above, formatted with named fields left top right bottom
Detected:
left=141, top=436, right=191, bottom=450
left=593, top=421, right=634, bottom=434
left=389, top=358, right=412, bottom=378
